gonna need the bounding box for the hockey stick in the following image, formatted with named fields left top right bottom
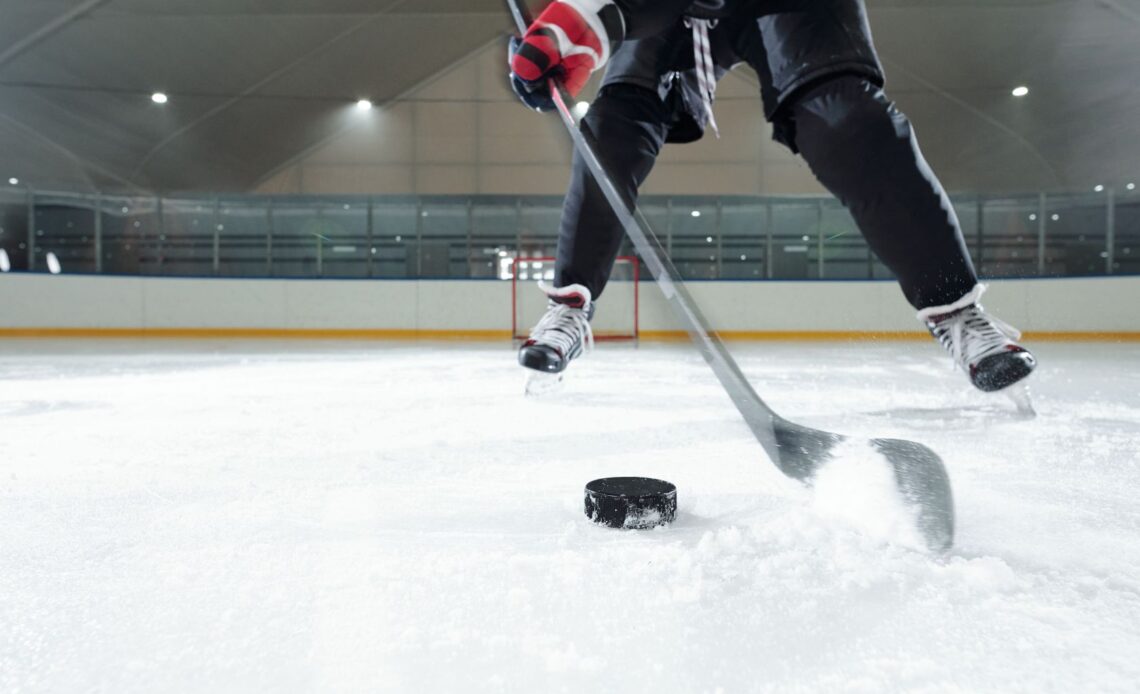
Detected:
left=506, top=0, right=954, bottom=552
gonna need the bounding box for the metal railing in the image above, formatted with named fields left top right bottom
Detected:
left=1, top=188, right=1137, bottom=280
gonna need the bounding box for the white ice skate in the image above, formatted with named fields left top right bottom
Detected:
left=918, top=285, right=1037, bottom=415
left=518, top=283, right=594, bottom=395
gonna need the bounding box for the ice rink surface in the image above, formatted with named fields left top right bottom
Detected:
left=2, top=338, right=1139, bottom=693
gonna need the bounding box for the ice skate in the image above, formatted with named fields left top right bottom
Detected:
left=918, top=285, right=1037, bottom=395
left=519, top=283, right=594, bottom=395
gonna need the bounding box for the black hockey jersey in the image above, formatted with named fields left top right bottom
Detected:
left=605, top=0, right=884, bottom=143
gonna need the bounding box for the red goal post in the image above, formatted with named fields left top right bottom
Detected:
left=510, top=255, right=640, bottom=342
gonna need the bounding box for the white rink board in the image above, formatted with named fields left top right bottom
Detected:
left=0, top=274, right=1138, bottom=335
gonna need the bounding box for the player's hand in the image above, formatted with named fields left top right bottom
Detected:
left=508, top=0, right=615, bottom=112
left=509, top=36, right=557, bottom=112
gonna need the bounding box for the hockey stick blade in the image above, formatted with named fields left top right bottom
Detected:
left=505, top=0, right=954, bottom=553
left=748, top=403, right=953, bottom=553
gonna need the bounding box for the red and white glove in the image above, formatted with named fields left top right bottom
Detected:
left=509, top=0, right=624, bottom=109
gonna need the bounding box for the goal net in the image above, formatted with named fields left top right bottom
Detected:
left=511, top=255, right=640, bottom=341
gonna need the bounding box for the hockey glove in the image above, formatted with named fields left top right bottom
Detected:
left=508, top=0, right=624, bottom=112
left=510, top=36, right=557, bottom=112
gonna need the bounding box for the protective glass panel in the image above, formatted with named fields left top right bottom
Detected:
left=1045, top=193, right=1108, bottom=277
left=217, top=199, right=271, bottom=278
left=372, top=199, right=418, bottom=278
left=31, top=193, right=97, bottom=274
left=0, top=190, right=29, bottom=272
left=669, top=198, right=719, bottom=280
left=0, top=191, right=1122, bottom=282
left=819, top=200, right=868, bottom=279
left=471, top=197, right=519, bottom=280
left=720, top=200, right=767, bottom=280
left=770, top=200, right=820, bottom=280
left=517, top=196, right=561, bottom=260
left=635, top=197, right=671, bottom=264
left=100, top=196, right=160, bottom=276
left=313, top=200, right=370, bottom=279
left=419, top=198, right=469, bottom=278
left=979, top=197, right=1039, bottom=278
left=161, top=198, right=217, bottom=277
left=1114, top=190, right=1140, bottom=275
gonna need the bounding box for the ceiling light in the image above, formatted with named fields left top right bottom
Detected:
left=46, top=252, right=62, bottom=275
left=1011, top=86, right=1029, bottom=97
left=356, top=99, right=373, bottom=111
left=7, top=177, right=17, bottom=186
left=1094, top=184, right=1105, bottom=192
left=1128, top=183, right=1136, bottom=191
left=0, top=249, right=9, bottom=272
left=151, top=92, right=168, bottom=104
left=691, top=210, right=702, bottom=218
left=572, top=101, right=590, bottom=119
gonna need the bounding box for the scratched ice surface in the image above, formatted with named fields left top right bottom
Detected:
left=2, top=340, right=1138, bottom=693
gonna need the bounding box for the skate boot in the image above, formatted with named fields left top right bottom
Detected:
left=917, top=285, right=1037, bottom=394
left=519, top=283, right=594, bottom=394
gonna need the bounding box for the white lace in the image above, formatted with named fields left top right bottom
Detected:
left=929, top=305, right=1022, bottom=371
left=529, top=302, right=594, bottom=358
left=684, top=17, right=719, bottom=138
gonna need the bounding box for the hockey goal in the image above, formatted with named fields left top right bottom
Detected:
left=511, top=255, right=640, bottom=341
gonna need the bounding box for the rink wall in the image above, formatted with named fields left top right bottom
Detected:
left=0, top=274, right=1137, bottom=340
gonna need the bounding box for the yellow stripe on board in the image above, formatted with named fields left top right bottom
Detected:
left=642, top=330, right=1140, bottom=342
left=640, top=330, right=930, bottom=342
left=1, top=328, right=1139, bottom=342
left=1020, top=331, right=1140, bottom=342
left=0, top=328, right=513, bottom=341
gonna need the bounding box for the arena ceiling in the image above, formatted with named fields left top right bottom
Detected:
left=1, top=0, right=1138, bottom=194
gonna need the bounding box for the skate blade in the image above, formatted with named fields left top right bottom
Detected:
left=1003, top=382, right=1037, bottom=419
left=525, top=371, right=564, bottom=397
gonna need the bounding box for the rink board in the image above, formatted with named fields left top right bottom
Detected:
left=1, top=274, right=1138, bottom=339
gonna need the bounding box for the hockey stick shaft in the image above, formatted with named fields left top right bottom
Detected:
left=506, top=1, right=783, bottom=465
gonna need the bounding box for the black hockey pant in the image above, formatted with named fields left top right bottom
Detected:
left=555, top=75, right=979, bottom=311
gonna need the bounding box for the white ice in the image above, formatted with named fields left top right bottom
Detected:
left=2, top=339, right=1139, bottom=692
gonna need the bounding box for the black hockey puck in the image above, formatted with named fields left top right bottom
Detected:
left=584, top=477, right=677, bottom=529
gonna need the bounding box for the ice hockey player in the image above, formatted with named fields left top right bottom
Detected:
left=509, top=0, right=1036, bottom=394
